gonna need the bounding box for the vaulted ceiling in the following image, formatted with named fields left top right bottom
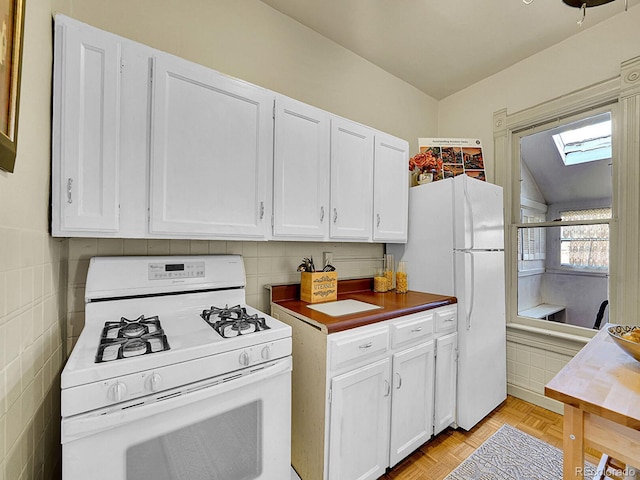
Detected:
left=260, top=0, right=638, bottom=100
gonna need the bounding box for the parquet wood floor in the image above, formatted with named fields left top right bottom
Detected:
left=379, top=395, right=602, bottom=480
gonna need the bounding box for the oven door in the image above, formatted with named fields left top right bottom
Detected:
left=62, top=357, right=291, bottom=480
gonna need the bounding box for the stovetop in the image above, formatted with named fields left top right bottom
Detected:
left=62, top=289, right=291, bottom=390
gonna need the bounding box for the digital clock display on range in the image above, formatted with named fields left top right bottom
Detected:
left=165, top=264, right=184, bottom=272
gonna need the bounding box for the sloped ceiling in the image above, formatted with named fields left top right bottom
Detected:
left=260, top=0, right=638, bottom=100
left=520, top=114, right=613, bottom=206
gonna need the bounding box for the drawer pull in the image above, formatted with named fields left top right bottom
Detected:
left=411, top=327, right=423, bottom=332
left=444, top=317, right=455, bottom=322
left=359, top=342, right=373, bottom=349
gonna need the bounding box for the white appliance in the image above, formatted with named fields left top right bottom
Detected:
left=388, top=174, right=506, bottom=431
left=61, top=255, right=293, bottom=480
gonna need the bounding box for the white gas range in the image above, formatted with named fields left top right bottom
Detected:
left=61, top=255, right=293, bottom=480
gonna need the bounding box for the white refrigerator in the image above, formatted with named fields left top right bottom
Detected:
left=388, top=174, right=506, bottom=431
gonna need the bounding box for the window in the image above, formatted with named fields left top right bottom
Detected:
left=513, top=110, right=613, bottom=330
left=559, top=208, right=611, bottom=270
left=552, top=116, right=611, bottom=166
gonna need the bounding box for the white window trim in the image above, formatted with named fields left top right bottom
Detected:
left=493, top=56, right=640, bottom=341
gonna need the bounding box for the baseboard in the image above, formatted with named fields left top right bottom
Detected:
left=507, top=384, right=564, bottom=415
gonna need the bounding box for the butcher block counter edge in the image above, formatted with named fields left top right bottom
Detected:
left=544, top=324, right=640, bottom=430
left=268, top=278, right=457, bottom=334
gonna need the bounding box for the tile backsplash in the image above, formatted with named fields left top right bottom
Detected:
left=0, top=228, right=67, bottom=480
left=66, top=238, right=384, bottom=351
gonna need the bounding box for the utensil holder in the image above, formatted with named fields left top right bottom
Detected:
left=301, top=271, right=338, bottom=303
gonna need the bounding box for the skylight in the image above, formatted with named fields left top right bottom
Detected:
left=552, top=118, right=611, bottom=166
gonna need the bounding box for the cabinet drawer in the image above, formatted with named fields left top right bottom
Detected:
left=329, top=326, right=389, bottom=371
left=435, top=305, right=457, bottom=334
left=391, top=313, right=433, bottom=348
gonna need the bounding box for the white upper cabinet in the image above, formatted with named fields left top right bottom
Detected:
left=330, top=117, right=374, bottom=241
left=149, top=54, right=274, bottom=239
left=52, top=16, right=121, bottom=234
left=52, top=17, right=409, bottom=243
left=373, top=133, right=409, bottom=243
left=272, top=96, right=330, bottom=239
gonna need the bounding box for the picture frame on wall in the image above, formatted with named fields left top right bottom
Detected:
left=0, top=0, right=25, bottom=173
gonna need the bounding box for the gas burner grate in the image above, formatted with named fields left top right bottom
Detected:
left=201, top=305, right=270, bottom=338
left=95, top=315, right=170, bottom=363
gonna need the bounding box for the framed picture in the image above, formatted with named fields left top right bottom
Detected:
left=0, top=0, right=25, bottom=173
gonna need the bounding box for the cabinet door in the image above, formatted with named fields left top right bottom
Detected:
left=434, top=332, right=458, bottom=435
left=328, top=358, right=391, bottom=480
left=272, top=96, right=329, bottom=239
left=389, top=341, right=435, bottom=467
left=330, top=117, right=374, bottom=240
left=52, top=17, right=120, bottom=234
left=149, top=54, right=273, bottom=238
left=373, top=133, right=409, bottom=243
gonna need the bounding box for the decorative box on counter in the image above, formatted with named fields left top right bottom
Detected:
left=300, top=271, right=338, bottom=303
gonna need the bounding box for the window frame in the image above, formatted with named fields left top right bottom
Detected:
left=493, top=79, right=621, bottom=341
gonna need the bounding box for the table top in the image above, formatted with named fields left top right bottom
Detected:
left=545, top=325, right=640, bottom=430
left=518, top=303, right=565, bottom=318
left=269, top=278, right=457, bottom=334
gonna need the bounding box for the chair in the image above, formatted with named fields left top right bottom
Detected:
left=593, top=300, right=609, bottom=330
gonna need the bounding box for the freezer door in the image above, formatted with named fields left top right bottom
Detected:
left=453, top=175, right=504, bottom=250
left=454, top=250, right=506, bottom=431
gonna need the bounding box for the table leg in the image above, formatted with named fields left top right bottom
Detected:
left=564, top=405, right=586, bottom=479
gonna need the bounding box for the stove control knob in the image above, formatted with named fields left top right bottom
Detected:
left=147, top=373, right=162, bottom=392
left=261, top=345, right=271, bottom=360
left=239, top=351, right=250, bottom=366
left=108, top=382, right=127, bottom=402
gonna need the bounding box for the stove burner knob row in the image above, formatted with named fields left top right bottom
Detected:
left=107, top=381, right=128, bottom=403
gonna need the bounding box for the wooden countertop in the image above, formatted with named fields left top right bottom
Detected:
left=545, top=325, right=640, bottom=430
left=269, top=278, right=457, bottom=334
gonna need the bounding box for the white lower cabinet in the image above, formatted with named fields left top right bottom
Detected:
left=434, top=331, right=458, bottom=436
left=328, top=358, right=391, bottom=480
left=271, top=304, right=458, bottom=480
left=389, top=340, right=435, bottom=467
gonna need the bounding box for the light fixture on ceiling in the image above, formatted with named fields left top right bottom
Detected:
left=523, top=0, right=628, bottom=26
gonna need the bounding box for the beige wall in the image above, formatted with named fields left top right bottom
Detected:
left=5, top=1, right=640, bottom=478
left=0, top=1, right=68, bottom=479
left=56, top=0, right=438, bottom=155
left=438, top=7, right=640, bottom=181
left=438, top=7, right=640, bottom=410
left=2, top=2, right=437, bottom=479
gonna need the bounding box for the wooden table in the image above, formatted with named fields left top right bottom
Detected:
left=545, top=325, right=640, bottom=479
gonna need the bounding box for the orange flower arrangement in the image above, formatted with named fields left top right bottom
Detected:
left=409, top=149, right=443, bottom=176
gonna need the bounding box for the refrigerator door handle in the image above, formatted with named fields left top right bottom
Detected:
left=464, top=251, right=475, bottom=330
left=463, top=179, right=475, bottom=250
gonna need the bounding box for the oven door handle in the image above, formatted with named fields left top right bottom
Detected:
left=62, top=358, right=291, bottom=444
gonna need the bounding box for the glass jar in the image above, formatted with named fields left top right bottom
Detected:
left=373, top=267, right=389, bottom=292
left=384, top=254, right=395, bottom=290
left=396, top=261, right=408, bottom=294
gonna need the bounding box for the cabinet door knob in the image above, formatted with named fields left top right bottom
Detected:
left=67, top=178, right=73, bottom=204
left=395, top=372, right=402, bottom=389
left=320, top=206, right=325, bottom=222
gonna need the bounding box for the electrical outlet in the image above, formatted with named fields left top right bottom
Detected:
left=323, top=251, right=333, bottom=266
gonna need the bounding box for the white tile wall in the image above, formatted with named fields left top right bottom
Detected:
left=0, top=228, right=67, bottom=480
left=507, top=337, right=577, bottom=409
left=65, top=239, right=384, bottom=351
